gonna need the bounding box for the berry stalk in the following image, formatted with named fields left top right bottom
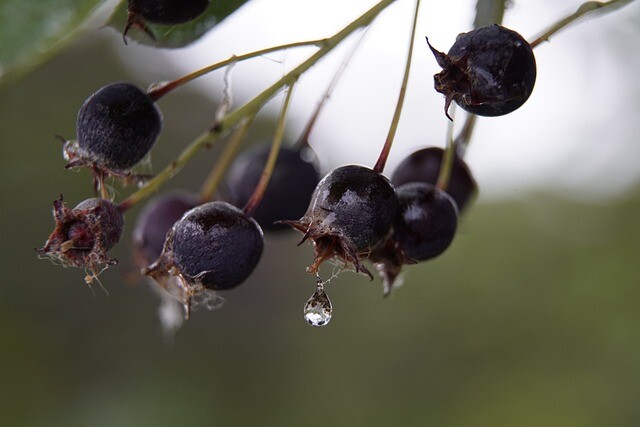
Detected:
left=473, top=0, right=509, bottom=28
left=147, top=39, right=327, bottom=101
left=294, top=28, right=370, bottom=150
left=453, top=113, right=477, bottom=158
left=436, top=107, right=456, bottom=191
left=199, top=116, right=255, bottom=202
left=119, top=126, right=223, bottom=212
left=373, top=0, right=421, bottom=174
left=119, top=0, right=396, bottom=212
left=243, top=82, right=296, bottom=216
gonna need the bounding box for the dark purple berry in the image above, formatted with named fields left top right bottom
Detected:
left=391, top=147, right=477, bottom=213
left=36, top=197, right=125, bottom=276
left=371, top=182, right=458, bottom=295
left=145, top=201, right=264, bottom=306
left=132, top=191, right=199, bottom=266
left=392, top=183, right=458, bottom=261
left=224, top=145, right=320, bottom=231
left=428, top=24, right=536, bottom=117
left=283, top=165, right=399, bottom=277
left=64, top=82, right=162, bottom=175
left=124, top=0, right=210, bottom=41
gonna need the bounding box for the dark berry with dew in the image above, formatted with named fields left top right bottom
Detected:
left=428, top=24, right=536, bottom=118
left=391, top=147, right=477, bottom=213
left=124, top=0, right=210, bottom=41
left=371, top=182, right=458, bottom=296
left=145, top=201, right=264, bottom=316
left=224, top=144, right=320, bottom=231
left=132, top=191, right=199, bottom=267
left=282, top=165, right=399, bottom=278
left=36, top=197, right=125, bottom=281
left=64, top=82, right=162, bottom=185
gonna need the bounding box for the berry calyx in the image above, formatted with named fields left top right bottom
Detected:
left=224, top=144, right=320, bottom=231
left=64, top=82, right=162, bottom=185
left=428, top=24, right=536, bottom=118
left=36, top=196, right=125, bottom=279
left=124, top=0, right=211, bottom=42
left=145, top=201, right=264, bottom=315
left=283, top=165, right=399, bottom=277
left=132, top=191, right=199, bottom=267
left=371, top=182, right=458, bottom=296
left=391, top=147, right=477, bottom=213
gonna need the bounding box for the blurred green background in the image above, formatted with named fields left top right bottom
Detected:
left=2, top=17, right=640, bottom=427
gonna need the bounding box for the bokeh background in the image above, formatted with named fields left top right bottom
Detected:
left=1, top=0, right=640, bottom=426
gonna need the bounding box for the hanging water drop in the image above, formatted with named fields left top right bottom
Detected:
left=303, top=277, right=332, bottom=327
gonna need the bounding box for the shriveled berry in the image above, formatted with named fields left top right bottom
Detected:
left=224, top=144, right=320, bottom=231
left=283, top=165, right=399, bottom=277
left=371, top=182, right=458, bottom=296
left=391, top=147, right=477, bottom=213
left=132, top=191, right=199, bottom=266
left=145, top=201, right=264, bottom=313
left=36, top=196, right=125, bottom=278
left=64, top=82, right=162, bottom=176
left=428, top=24, right=536, bottom=117
left=124, top=0, right=210, bottom=41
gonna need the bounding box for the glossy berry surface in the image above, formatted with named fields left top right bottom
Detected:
left=429, top=24, right=536, bottom=117
left=225, top=145, right=320, bottom=231
left=391, top=147, right=477, bottom=213
left=132, top=191, right=199, bottom=266
left=392, top=183, right=458, bottom=262
left=69, top=82, right=162, bottom=172
left=128, top=0, right=210, bottom=25
left=371, top=183, right=458, bottom=296
left=37, top=197, right=125, bottom=271
left=284, top=165, right=399, bottom=276
left=149, top=201, right=264, bottom=291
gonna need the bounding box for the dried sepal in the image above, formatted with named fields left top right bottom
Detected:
left=36, top=196, right=124, bottom=282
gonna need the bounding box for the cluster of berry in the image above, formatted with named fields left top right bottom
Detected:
left=36, top=0, right=538, bottom=329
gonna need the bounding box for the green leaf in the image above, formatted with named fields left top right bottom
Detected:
left=0, top=0, right=122, bottom=90
left=108, top=0, right=250, bottom=48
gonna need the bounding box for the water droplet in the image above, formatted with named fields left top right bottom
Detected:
left=303, top=279, right=332, bottom=327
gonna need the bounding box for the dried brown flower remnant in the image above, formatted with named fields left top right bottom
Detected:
left=36, top=196, right=124, bottom=281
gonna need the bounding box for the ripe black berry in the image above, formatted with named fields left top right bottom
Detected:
left=145, top=201, right=264, bottom=312
left=132, top=191, right=199, bottom=267
left=392, top=183, right=458, bottom=261
left=36, top=196, right=125, bottom=276
left=371, top=182, right=458, bottom=295
left=391, top=147, right=477, bottom=213
left=64, top=82, right=162, bottom=176
left=283, top=165, right=399, bottom=277
left=428, top=24, right=536, bottom=117
left=124, top=0, right=210, bottom=40
left=224, top=144, right=320, bottom=231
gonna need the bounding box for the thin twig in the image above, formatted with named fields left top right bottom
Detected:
left=199, top=116, right=255, bottom=201
left=294, top=27, right=370, bottom=150
left=373, top=0, right=421, bottom=174
left=530, top=0, right=636, bottom=48
left=147, top=39, right=328, bottom=101
left=244, top=81, right=297, bottom=216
